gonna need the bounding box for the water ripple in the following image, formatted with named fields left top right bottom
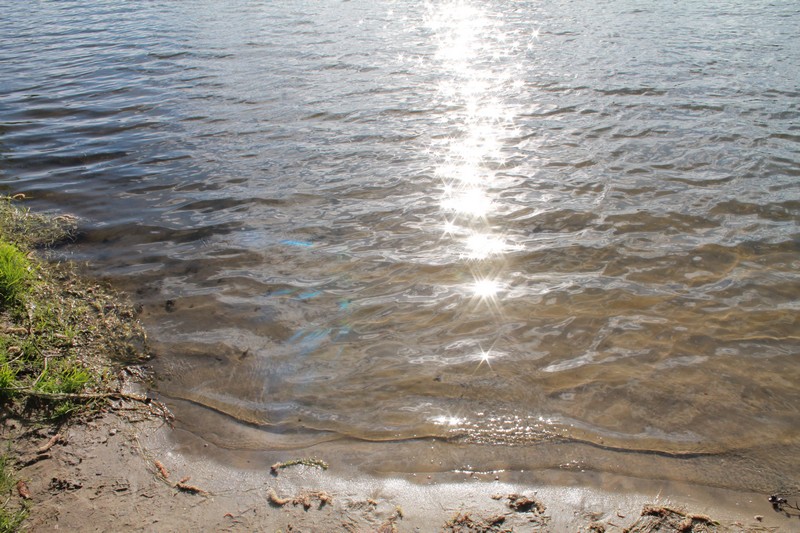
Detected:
left=1, top=0, right=799, bottom=492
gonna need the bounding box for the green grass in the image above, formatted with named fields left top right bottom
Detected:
left=0, top=456, right=28, bottom=533
left=35, top=363, right=91, bottom=395
left=0, top=361, right=17, bottom=399
left=0, top=195, right=148, bottom=421
left=0, top=243, right=31, bottom=309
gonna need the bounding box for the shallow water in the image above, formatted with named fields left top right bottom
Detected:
left=1, top=0, right=799, bottom=493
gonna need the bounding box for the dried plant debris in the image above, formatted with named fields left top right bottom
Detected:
left=150, top=460, right=208, bottom=495
left=154, top=460, right=170, bottom=480
left=0, top=195, right=77, bottom=249
left=377, top=521, right=398, bottom=533
left=267, top=488, right=293, bottom=506
left=442, top=512, right=510, bottom=533
left=624, top=505, right=720, bottom=533
left=16, top=480, right=31, bottom=500
left=175, top=480, right=208, bottom=496
left=267, top=488, right=333, bottom=509
left=35, top=433, right=62, bottom=454
left=270, top=458, right=329, bottom=475
left=377, top=506, right=404, bottom=533
left=506, top=493, right=546, bottom=514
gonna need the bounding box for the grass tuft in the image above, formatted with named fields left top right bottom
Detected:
left=0, top=196, right=76, bottom=250
left=0, top=243, right=31, bottom=309
left=0, top=195, right=149, bottom=420
left=0, top=363, right=17, bottom=398
left=0, top=456, right=28, bottom=533
left=35, top=363, right=91, bottom=395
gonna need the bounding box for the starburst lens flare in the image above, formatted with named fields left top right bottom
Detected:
left=442, top=219, right=459, bottom=236
left=472, top=278, right=501, bottom=300
left=474, top=348, right=496, bottom=371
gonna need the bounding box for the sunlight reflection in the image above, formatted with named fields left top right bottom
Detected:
left=436, top=163, right=481, bottom=186
left=461, top=78, right=489, bottom=97
left=466, top=271, right=508, bottom=316
left=474, top=347, right=494, bottom=371
left=471, top=344, right=508, bottom=374
left=431, top=414, right=466, bottom=427
left=442, top=219, right=459, bottom=237
left=472, top=277, right=501, bottom=299
left=423, top=0, right=532, bottom=373
left=427, top=2, right=489, bottom=65
left=464, top=232, right=506, bottom=259
left=441, top=188, right=493, bottom=218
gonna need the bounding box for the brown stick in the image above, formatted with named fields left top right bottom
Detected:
left=175, top=481, right=208, bottom=495
left=35, top=433, right=62, bottom=454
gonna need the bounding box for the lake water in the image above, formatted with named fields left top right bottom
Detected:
left=2, top=0, right=799, bottom=495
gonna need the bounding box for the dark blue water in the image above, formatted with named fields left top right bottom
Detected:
left=1, top=0, right=799, bottom=494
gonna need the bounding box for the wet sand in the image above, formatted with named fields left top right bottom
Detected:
left=6, top=398, right=792, bottom=532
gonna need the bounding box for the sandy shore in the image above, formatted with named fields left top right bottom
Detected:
left=4, top=390, right=793, bottom=533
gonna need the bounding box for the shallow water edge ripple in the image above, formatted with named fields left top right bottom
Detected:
left=1, top=0, right=799, bottom=493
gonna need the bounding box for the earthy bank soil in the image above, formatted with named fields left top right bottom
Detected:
left=3, top=383, right=796, bottom=533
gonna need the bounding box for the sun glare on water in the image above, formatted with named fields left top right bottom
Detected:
left=419, top=0, right=535, bottom=427
left=464, top=232, right=506, bottom=259
left=472, top=277, right=501, bottom=300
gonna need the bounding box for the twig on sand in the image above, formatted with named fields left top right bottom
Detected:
left=35, top=433, right=63, bottom=454
left=9, top=387, right=176, bottom=426
left=770, top=494, right=800, bottom=515
left=175, top=480, right=208, bottom=496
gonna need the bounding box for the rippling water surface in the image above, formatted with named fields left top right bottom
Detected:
left=2, top=0, right=799, bottom=493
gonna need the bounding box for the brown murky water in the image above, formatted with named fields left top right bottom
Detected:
left=1, top=0, right=798, bottom=494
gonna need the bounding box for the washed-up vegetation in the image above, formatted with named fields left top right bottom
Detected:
left=270, top=457, right=329, bottom=475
